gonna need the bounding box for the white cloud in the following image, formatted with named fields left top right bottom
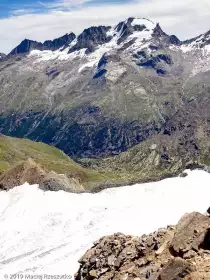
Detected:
left=1, top=0, right=210, bottom=54
left=38, top=0, right=91, bottom=9
left=11, top=9, right=37, bottom=16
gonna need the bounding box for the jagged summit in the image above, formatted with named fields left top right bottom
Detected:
left=115, top=17, right=156, bottom=38
left=6, top=18, right=210, bottom=58
left=9, top=32, right=76, bottom=55
left=69, top=26, right=112, bottom=54
left=115, top=17, right=155, bottom=33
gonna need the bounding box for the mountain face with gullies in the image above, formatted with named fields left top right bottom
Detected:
left=1, top=17, right=210, bottom=181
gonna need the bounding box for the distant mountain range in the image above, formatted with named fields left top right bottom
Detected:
left=4, top=17, right=209, bottom=57
left=0, top=17, right=210, bottom=183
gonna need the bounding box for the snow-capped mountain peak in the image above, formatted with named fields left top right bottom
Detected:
left=7, top=17, right=210, bottom=63
left=5, top=18, right=210, bottom=81
left=9, top=17, right=185, bottom=80
left=112, top=17, right=156, bottom=44
left=8, top=17, right=165, bottom=59
left=115, top=17, right=156, bottom=33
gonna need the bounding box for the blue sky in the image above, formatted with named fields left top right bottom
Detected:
left=0, top=0, right=210, bottom=54
left=0, top=0, right=130, bottom=18
left=0, top=0, right=39, bottom=17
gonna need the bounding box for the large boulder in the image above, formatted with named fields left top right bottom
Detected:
left=42, top=171, right=85, bottom=193
left=170, top=212, right=210, bottom=256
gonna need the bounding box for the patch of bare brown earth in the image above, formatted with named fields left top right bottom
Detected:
left=75, top=211, right=210, bottom=280
left=0, top=158, right=85, bottom=192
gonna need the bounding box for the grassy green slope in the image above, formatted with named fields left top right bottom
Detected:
left=1, top=132, right=209, bottom=192
left=0, top=134, right=109, bottom=189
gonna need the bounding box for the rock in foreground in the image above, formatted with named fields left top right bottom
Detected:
left=75, top=212, right=210, bottom=279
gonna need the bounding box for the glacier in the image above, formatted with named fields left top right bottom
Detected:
left=0, top=169, right=210, bottom=277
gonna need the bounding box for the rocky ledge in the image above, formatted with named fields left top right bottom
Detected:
left=0, top=158, right=85, bottom=193
left=75, top=211, right=210, bottom=280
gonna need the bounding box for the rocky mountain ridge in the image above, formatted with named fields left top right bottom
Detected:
left=3, top=17, right=208, bottom=59
left=9, top=33, right=76, bottom=55
left=75, top=211, right=210, bottom=280
left=6, top=18, right=180, bottom=56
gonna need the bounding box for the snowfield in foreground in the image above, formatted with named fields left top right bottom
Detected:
left=0, top=169, right=210, bottom=277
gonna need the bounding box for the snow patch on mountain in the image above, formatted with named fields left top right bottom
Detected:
left=78, top=60, right=96, bottom=73
left=76, top=20, right=157, bottom=73
left=0, top=170, right=210, bottom=277
left=28, top=47, right=87, bottom=62
left=131, top=18, right=155, bottom=30
left=180, top=44, right=193, bottom=53
left=29, top=49, right=70, bottom=61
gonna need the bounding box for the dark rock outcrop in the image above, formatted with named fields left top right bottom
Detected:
left=168, top=35, right=181, bottom=46
left=42, top=33, right=76, bottom=51
left=170, top=212, right=210, bottom=256
left=75, top=212, right=210, bottom=280
left=9, top=33, right=76, bottom=55
left=9, top=39, right=43, bottom=55
left=0, top=110, right=161, bottom=159
left=152, top=23, right=181, bottom=46
left=69, top=26, right=112, bottom=54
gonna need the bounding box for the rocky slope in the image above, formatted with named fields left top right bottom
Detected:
left=75, top=211, right=210, bottom=280
left=1, top=17, right=210, bottom=181
left=0, top=158, right=85, bottom=192
left=0, top=134, right=109, bottom=191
